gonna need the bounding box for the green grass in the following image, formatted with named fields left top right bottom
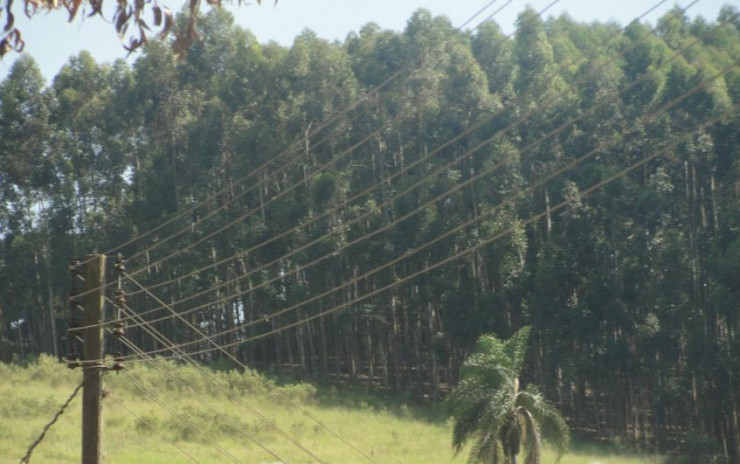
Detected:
left=1, top=356, right=664, bottom=463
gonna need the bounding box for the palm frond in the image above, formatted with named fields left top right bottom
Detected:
left=468, top=431, right=494, bottom=464
left=460, top=337, right=514, bottom=386
left=517, top=386, right=570, bottom=461
left=502, top=325, right=532, bottom=375
left=451, top=398, right=488, bottom=454
left=518, top=407, right=542, bottom=464
left=449, top=326, right=569, bottom=464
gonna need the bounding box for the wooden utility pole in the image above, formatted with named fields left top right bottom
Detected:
left=82, top=254, right=106, bottom=464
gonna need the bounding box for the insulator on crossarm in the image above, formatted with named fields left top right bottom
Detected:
left=112, top=352, right=125, bottom=372
left=114, top=289, right=126, bottom=306
left=113, top=321, right=125, bottom=337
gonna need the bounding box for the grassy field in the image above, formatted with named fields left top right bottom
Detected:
left=1, top=356, right=665, bottom=463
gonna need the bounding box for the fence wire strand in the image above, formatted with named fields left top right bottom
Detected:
left=19, top=381, right=84, bottom=464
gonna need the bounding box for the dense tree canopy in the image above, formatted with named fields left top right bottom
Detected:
left=1, top=5, right=739, bottom=462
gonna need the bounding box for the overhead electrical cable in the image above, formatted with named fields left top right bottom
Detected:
left=78, top=0, right=703, bottom=336
left=119, top=364, right=248, bottom=464
left=119, top=274, right=381, bottom=463
left=459, top=0, right=509, bottom=29
left=116, top=336, right=302, bottom=464
left=118, top=0, right=680, bottom=304
left=111, top=300, right=330, bottom=464
left=103, top=0, right=522, bottom=261
left=113, top=2, right=719, bottom=337
left=118, top=50, right=739, bottom=359
left=127, top=85, right=740, bottom=361
left=106, top=393, right=202, bottom=464
left=117, top=0, right=548, bottom=275
left=78, top=0, right=579, bottom=328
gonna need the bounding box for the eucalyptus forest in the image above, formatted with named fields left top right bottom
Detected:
left=1, top=5, right=739, bottom=462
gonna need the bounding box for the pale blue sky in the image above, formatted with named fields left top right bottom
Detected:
left=0, top=0, right=732, bottom=83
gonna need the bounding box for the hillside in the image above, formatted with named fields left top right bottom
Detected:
left=3, top=357, right=666, bottom=463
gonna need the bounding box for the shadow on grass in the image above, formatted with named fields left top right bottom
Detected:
left=263, top=372, right=452, bottom=424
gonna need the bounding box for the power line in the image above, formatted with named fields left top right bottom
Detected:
left=104, top=0, right=526, bottom=262
left=116, top=0, right=677, bottom=309
left=112, top=300, right=328, bottom=464
left=119, top=51, right=739, bottom=360
left=73, top=3, right=716, bottom=370
left=129, top=86, right=740, bottom=361
left=72, top=59, right=735, bottom=464
left=118, top=0, right=543, bottom=279
left=459, top=0, right=507, bottom=30
left=120, top=0, right=568, bottom=298
left=69, top=14, right=735, bottom=459
left=118, top=350, right=249, bottom=464
left=122, top=272, right=380, bottom=463
left=77, top=0, right=577, bottom=331
left=114, top=2, right=721, bottom=338
left=106, top=393, right=202, bottom=464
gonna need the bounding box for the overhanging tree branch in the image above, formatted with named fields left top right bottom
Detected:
left=0, top=0, right=272, bottom=58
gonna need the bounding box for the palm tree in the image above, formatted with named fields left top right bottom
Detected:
left=446, top=326, right=569, bottom=464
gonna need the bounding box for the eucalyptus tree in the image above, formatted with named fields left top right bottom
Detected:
left=51, top=52, right=138, bottom=246
left=0, top=55, right=60, bottom=357
left=0, top=55, right=52, bottom=233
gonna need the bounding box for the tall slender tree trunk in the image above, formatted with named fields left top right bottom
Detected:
left=44, top=245, right=59, bottom=359
left=412, top=305, right=422, bottom=392
left=273, top=319, right=283, bottom=374
left=428, top=302, right=439, bottom=397
left=306, top=317, right=317, bottom=375
left=365, top=318, right=374, bottom=381
left=285, top=321, right=295, bottom=375
left=318, top=309, right=328, bottom=375
left=726, top=372, right=740, bottom=464
left=334, top=315, right=343, bottom=378
left=16, top=324, right=24, bottom=360
left=390, top=295, right=402, bottom=391
left=378, top=323, right=389, bottom=387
